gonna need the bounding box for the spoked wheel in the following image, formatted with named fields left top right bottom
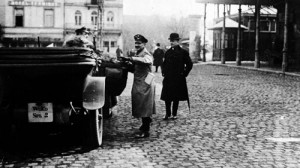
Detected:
left=87, top=109, right=103, bottom=147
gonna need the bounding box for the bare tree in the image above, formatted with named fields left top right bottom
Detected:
left=122, top=15, right=169, bottom=53
left=122, top=15, right=191, bottom=53
left=166, top=16, right=189, bottom=39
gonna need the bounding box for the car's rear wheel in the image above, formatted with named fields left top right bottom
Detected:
left=0, top=106, right=12, bottom=147
left=103, top=106, right=113, bottom=119
left=86, top=109, right=103, bottom=147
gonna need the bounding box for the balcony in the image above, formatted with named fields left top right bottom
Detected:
left=103, top=23, right=121, bottom=29
left=65, top=23, right=99, bottom=31
left=65, top=23, right=121, bottom=32
left=4, top=27, right=63, bottom=38
left=85, top=0, right=102, bottom=7
left=102, top=23, right=122, bottom=34
left=85, top=3, right=99, bottom=8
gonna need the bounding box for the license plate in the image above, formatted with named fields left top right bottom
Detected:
left=28, top=103, right=53, bottom=123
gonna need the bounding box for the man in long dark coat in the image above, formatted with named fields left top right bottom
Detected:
left=116, top=45, right=123, bottom=59
left=161, top=33, right=193, bottom=120
left=153, top=43, right=164, bottom=73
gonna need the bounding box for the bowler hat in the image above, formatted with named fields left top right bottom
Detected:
left=168, top=33, right=181, bottom=41
left=134, top=34, right=148, bottom=43
left=156, top=43, right=160, bottom=46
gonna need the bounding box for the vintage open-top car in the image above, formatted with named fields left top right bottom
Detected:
left=0, top=47, right=128, bottom=147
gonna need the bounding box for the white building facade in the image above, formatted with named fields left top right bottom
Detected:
left=0, top=0, right=123, bottom=54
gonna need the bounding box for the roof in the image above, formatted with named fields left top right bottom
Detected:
left=195, top=0, right=284, bottom=5
left=241, top=6, right=277, bottom=16
left=208, top=18, right=248, bottom=30
left=181, top=39, right=189, bottom=44
left=214, top=6, right=277, bottom=23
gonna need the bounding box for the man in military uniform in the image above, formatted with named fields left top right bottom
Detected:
left=63, top=26, right=94, bottom=49
left=121, top=34, right=156, bottom=138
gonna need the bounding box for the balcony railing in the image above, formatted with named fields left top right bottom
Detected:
left=65, top=23, right=122, bottom=30
left=103, top=23, right=122, bottom=29
left=65, top=23, right=98, bottom=30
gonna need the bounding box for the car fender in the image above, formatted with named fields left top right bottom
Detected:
left=83, top=76, right=105, bottom=110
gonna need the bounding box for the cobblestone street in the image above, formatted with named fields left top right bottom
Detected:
left=2, top=64, right=300, bottom=168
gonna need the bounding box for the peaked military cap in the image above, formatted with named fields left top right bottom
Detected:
left=134, top=34, right=148, bottom=43
left=75, top=26, right=90, bottom=35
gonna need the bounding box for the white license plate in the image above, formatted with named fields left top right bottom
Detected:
left=28, top=103, right=53, bottom=123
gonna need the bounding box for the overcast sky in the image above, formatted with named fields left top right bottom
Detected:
left=123, top=0, right=203, bottom=17
left=123, top=0, right=250, bottom=20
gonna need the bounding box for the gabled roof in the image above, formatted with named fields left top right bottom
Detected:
left=220, top=6, right=277, bottom=21
left=241, top=6, right=277, bottom=15
left=195, top=0, right=284, bottom=5
left=214, top=6, right=277, bottom=23
left=208, top=18, right=248, bottom=30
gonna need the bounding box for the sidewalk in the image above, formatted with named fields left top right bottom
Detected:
left=199, top=60, right=300, bottom=78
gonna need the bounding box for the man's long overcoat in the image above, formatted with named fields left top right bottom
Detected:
left=153, top=48, right=164, bottom=66
left=131, top=48, right=156, bottom=118
left=160, top=45, right=193, bottom=101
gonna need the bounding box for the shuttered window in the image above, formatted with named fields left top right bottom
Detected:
left=75, top=10, right=82, bottom=25
left=91, top=11, right=98, bottom=25
left=44, top=9, right=54, bottom=27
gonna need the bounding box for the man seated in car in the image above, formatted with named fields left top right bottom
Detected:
left=63, top=26, right=94, bottom=49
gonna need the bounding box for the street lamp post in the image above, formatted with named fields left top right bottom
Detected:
left=93, top=27, right=97, bottom=50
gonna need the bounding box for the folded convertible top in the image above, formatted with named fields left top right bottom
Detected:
left=0, top=47, right=94, bottom=60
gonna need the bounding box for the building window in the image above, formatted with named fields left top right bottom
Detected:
left=15, top=8, right=24, bottom=27
left=249, top=20, right=255, bottom=31
left=270, top=19, right=276, bottom=32
left=91, top=11, right=98, bottom=25
left=107, top=11, right=114, bottom=22
left=44, top=9, right=54, bottom=27
left=106, top=11, right=114, bottom=27
left=260, top=20, right=269, bottom=31
left=75, top=10, right=82, bottom=26
left=214, top=32, right=221, bottom=49
left=249, top=19, right=276, bottom=32
left=104, top=41, right=109, bottom=47
left=111, top=41, right=116, bottom=48
left=224, top=34, right=228, bottom=48
left=226, top=33, right=235, bottom=49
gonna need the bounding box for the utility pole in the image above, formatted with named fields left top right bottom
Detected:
left=282, top=0, right=289, bottom=73
left=236, top=2, right=242, bottom=66
left=203, top=3, right=207, bottom=62
left=63, top=0, right=66, bottom=42
left=254, top=0, right=261, bottom=68
left=217, top=4, right=219, bottom=19
left=97, top=0, right=104, bottom=50
left=221, top=4, right=226, bottom=64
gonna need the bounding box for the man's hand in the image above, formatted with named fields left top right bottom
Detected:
left=120, top=56, right=132, bottom=62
